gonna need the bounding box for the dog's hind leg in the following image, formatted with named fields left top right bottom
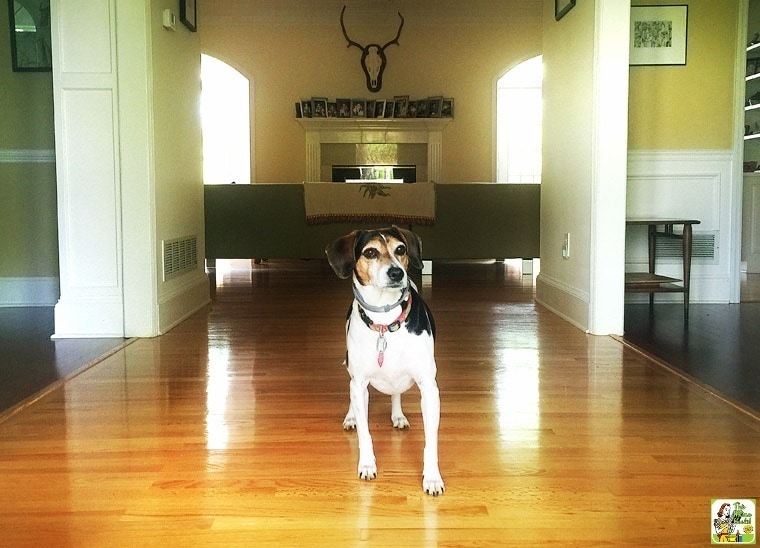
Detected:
left=390, top=393, right=410, bottom=429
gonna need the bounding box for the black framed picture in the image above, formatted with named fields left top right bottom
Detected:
left=555, top=0, right=576, bottom=21
left=8, top=0, right=52, bottom=72
left=180, top=0, right=197, bottom=32
left=629, top=5, right=688, bottom=66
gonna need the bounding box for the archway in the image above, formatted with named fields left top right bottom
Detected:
left=496, top=56, right=542, bottom=184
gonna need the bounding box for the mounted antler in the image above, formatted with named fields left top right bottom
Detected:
left=340, top=5, right=404, bottom=93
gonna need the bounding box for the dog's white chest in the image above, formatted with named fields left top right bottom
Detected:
left=346, top=308, right=433, bottom=395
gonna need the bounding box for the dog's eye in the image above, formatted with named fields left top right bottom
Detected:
left=395, top=245, right=407, bottom=256
left=362, top=248, right=379, bottom=259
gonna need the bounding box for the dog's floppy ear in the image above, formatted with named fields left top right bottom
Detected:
left=391, top=225, right=423, bottom=270
left=325, top=230, right=361, bottom=279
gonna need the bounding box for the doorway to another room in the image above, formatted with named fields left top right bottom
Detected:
left=200, top=54, right=252, bottom=185
left=496, top=55, right=542, bottom=184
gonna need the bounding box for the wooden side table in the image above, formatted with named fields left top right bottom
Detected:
left=625, top=219, right=701, bottom=320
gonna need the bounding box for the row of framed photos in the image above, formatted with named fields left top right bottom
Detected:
left=295, top=96, right=454, bottom=119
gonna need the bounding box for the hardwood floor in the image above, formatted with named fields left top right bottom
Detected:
left=0, top=307, right=126, bottom=416
left=0, top=259, right=758, bottom=546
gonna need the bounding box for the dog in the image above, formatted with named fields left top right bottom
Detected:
left=325, top=226, right=444, bottom=496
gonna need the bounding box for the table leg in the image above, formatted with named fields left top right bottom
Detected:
left=648, top=224, right=657, bottom=308
left=682, top=223, right=693, bottom=320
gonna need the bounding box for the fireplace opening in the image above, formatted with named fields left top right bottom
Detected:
left=332, top=165, right=416, bottom=183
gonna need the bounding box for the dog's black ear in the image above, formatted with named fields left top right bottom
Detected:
left=391, top=225, right=423, bottom=270
left=325, top=230, right=361, bottom=279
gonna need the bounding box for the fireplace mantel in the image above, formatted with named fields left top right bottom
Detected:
left=296, top=118, right=451, bottom=182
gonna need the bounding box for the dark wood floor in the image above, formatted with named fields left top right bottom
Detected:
left=0, top=307, right=125, bottom=416
left=0, top=262, right=757, bottom=419
left=623, top=302, right=760, bottom=416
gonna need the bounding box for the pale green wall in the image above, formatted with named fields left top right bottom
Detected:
left=0, top=4, right=57, bottom=278
left=628, top=0, right=739, bottom=150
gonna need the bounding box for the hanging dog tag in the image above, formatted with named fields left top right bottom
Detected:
left=376, top=331, right=388, bottom=367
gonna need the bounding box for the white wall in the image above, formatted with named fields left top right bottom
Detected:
left=536, top=0, right=629, bottom=335
left=51, top=0, right=209, bottom=337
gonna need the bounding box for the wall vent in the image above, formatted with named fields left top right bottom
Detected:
left=656, top=231, right=717, bottom=262
left=163, top=236, right=198, bottom=281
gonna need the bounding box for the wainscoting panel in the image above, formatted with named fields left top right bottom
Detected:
left=626, top=150, right=735, bottom=303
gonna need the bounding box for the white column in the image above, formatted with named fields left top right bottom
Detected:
left=51, top=0, right=124, bottom=337
left=305, top=131, right=321, bottom=181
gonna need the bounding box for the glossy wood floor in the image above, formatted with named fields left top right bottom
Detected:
left=1, top=259, right=758, bottom=546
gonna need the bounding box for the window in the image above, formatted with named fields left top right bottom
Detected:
left=496, top=56, right=542, bottom=184
left=200, top=55, right=251, bottom=184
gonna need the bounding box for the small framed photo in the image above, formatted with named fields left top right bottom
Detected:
left=351, top=99, right=366, bottom=118
left=327, top=102, right=338, bottom=118
left=366, top=100, right=376, bottom=118
left=555, top=0, right=576, bottom=21
left=393, top=95, right=409, bottom=118
left=427, top=97, right=443, bottom=118
left=630, top=5, right=688, bottom=66
left=383, top=100, right=395, bottom=118
left=295, top=102, right=303, bottom=118
left=407, top=101, right=419, bottom=118
left=180, top=0, right=197, bottom=32
left=336, top=98, right=352, bottom=118
left=416, top=100, right=430, bottom=118
left=300, top=100, right=312, bottom=118
left=374, top=100, right=386, bottom=118
left=8, top=0, right=52, bottom=71
left=311, top=97, right=327, bottom=118
left=441, top=98, right=454, bottom=118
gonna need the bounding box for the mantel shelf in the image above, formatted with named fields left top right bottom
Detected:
left=296, top=117, right=451, bottom=132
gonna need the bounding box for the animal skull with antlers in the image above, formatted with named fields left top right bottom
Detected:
left=340, top=5, right=404, bottom=93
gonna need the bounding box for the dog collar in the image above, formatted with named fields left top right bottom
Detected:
left=353, top=283, right=410, bottom=314
left=356, top=294, right=413, bottom=367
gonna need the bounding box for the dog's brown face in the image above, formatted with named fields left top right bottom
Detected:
left=355, top=233, right=410, bottom=289
left=326, top=226, right=423, bottom=288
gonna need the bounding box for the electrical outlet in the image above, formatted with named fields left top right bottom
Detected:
left=562, top=232, right=570, bottom=259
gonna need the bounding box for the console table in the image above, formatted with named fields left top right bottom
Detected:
left=625, top=218, right=701, bottom=320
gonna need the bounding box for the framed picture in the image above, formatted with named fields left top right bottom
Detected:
left=393, top=95, right=409, bottom=118
left=180, top=0, right=197, bottom=32
left=295, top=102, right=303, bottom=118
left=326, top=102, right=338, bottom=118
left=374, top=100, right=386, bottom=118
left=8, top=0, right=52, bottom=72
left=311, top=97, right=327, bottom=118
left=441, top=98, right=454, bottom=118
left=336, top=98, right=351, bottom=118
left=351, top=99, right=366, bottom=118
left=383, top=100, right=395, bottom=118
left=555, top=0, right=576, bottom=21
left=630, top=5, right=688, bottom=66
left=300, top=100, right=312, bottom=118
left=366, top=100, right=376, bottom=118
left=427, top=96, right=443, bottom=118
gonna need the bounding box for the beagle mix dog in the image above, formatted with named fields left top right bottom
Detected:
left=326, top=226, right=444, bottom=496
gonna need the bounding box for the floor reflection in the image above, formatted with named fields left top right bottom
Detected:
left=495, top=348, right=540, bottom=441
left=206, top=346, right=230, bottom=451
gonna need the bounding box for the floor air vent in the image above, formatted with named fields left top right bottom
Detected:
left=656, top=231, right=717, bottom=261
left=163, top=236, right=198, bottom=281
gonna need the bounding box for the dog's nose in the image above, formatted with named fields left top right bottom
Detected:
left=388, top=267, right=404, bottom=283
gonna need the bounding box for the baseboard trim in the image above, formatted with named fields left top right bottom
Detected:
left=0, top=277, right=59, bottom=307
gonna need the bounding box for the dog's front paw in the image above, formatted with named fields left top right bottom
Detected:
left=392, top=414, right=410, bottom=429
left=357, top=461, right=377, bottom=481
left=343, top=411, right=356, bottom=430
left=422, top=474, right=445, bottom=496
